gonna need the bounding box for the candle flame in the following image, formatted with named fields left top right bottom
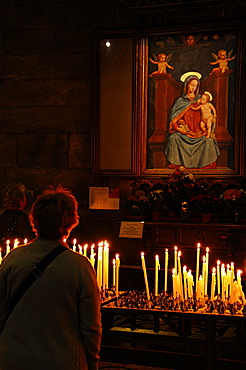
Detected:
left=178, top=250, right=181, bottom=257
left=203, top=255, right=206, bottom=262
left=217, top=260, right=220, bottom=265
left=165, top=248, right=168, bottom=252
left=174, top=246, right=178, bottom=251
left=206, top=247, right=209, bottom=253
left=141, top=252, right=144, bottom=257
left=197, top=242, right=201, bottom=248
left=212, top=267, right=216, bottom=273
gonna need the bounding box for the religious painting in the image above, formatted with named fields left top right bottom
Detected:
left=143, top=25, right=243, bottom=176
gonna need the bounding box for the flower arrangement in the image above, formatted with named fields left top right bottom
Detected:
left=147, top=189, right=165, bottom=212
left=221, top=188, right=246, bottom=215
left=127, top=169, right=246, bottom=223
left=125, top=195, right=149, bottom=216
left=190, top=193, right=221, bottom=215
left=163, top=168, right=196, bottom=212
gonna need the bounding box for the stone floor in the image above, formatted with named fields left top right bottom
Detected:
left=99, top=362, right=174, bottom=370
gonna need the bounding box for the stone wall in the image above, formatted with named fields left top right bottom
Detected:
left=0, top=0, right=245, bottom=267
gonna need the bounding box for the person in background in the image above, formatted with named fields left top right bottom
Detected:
left=0, top=183, right=36, bottom=254
left=0, top=186, right=102, bottom=370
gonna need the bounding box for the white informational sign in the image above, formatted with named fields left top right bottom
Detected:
left=89, top=187, right=120, bottom=210
left=119, top=221, right=144, bottom=239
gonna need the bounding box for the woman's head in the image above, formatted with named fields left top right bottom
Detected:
left=185, top=77, right=199, bottom=95
left=2, top=183, right=27, bottom=210
left=30, top=186, right=79, bottom=240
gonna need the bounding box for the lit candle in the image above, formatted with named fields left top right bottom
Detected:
left=187, top=269, right=194, bottom=298
left=83, top=244, right=88, bottom=257
left=24, top=238, right=28, bottom=244
left=205, top=247, right=209, bottom=296
left=13, top=239, right=19, bottom=248
left=90, top=244, right=95, bottom=267
left=174, top=246, right=178, bottom=274
left=217, top=260, right=221, bottom=296
left=221, top=264, right=226, bottom=301
left=141, top=252, right=150, bottom=301
left=97, top=243, right=103, bottom=290
left=183, top=266, right=188, bottom=300
left=0, top=248, right=2, bottom=264
left=211, top=267, right=216, bottom=301
left=112, top=258, right=116, bottom=287
left=202, top=255, right=206, bottom=297
left=226, top=264, right=231, bottom=298
left=78, top=245, right=83, bottom=255
left=164, top=248, right=169, bottom=293
left=172, top=268, right=177, bottom=298
left=177, top=251, right=183, bottom=300
left=196, top=243, right=200, bottom=293
left=104, top=241, right=109, bottom=289
left=115, top=254, right=120, bottom=297
left=73, top=239, right=77, bottom=252
left=155, top=255, right=160, bottom=296
left=6, top=240, right=10, bottom=255
left=230, top=262, right=234, bottom=302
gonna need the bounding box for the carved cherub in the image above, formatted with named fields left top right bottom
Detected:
left=178, top=34, right=203, bottom=46
left=149, top=53, right=174, bottom=76
left=210, top=49, right=236, bottom=74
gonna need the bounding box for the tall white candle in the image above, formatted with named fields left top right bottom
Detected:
left=83, top=244, right=88, bottom=257
left=104, top=241, right=109, bottom=289
left=205, top=247, right=209, bottom=296
left=115, top=254, right=120, bottom=297
left=183, top=266, right=188, bottom=300
left=97, top=243, right=103, bottom=290
left=90, top=244, right=95, bottom=267
left=73, top=239, right=77, bottom=252
left=112, top=258, right=116, bottom=287
left=195, top=243, right=200, bottom=293
left=0, top=248, right=2, bottom=264
left=13, top=239, right=19, bottom=248
left=174, top=246, right=178, bottom=274
left=202, top=255, right=206, bottom=297
left=164, top=248, right=169, bottom=293
left=211, top=267, right=216, bottom=301
left=155, top=255, right=160, bottom=296
left=177, top=251, right=183, bottom=300
left=172, top=268, right=177, bottom=298
left=6, top=240, right=10, bottom=255
left=217, top=260, right=221, bottom=296
left=187, top=269, right=194, bottom=297
left=141, top=252, right=150, bottom=300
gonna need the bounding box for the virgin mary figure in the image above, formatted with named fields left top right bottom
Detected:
left=164, top=72, right=220, bottom=169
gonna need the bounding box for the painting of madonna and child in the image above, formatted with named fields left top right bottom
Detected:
left=147, top=30, right=239, bottom=174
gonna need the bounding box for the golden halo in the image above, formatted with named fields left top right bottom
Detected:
left=204, top=91, right=213, bottom=101
left=180, top=71, right=202, bottom=82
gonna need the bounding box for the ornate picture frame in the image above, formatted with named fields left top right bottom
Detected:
left=140, top=22, right=245, bottom=177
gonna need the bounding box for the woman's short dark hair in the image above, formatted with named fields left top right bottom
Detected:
left=30, top=186, right=79, bottom=240
left=2, top=183, right=27, bottom=210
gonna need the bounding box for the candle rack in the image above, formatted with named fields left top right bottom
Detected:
left=101, top=291, right=246, bottom=370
